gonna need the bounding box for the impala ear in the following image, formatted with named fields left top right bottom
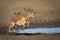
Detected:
left=23, top=7, right=34, bottom=13
left=14, top=12, right=21, bottom=15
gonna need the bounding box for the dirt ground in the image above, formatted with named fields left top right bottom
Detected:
left=0, top=0, right=60, bottom=25
left=0, top=0, right=60, bottom=40
left=0, top=25, right=60, bottom=40
left=0, top=34, right=60, bottom=40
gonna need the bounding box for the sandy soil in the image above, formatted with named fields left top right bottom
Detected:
left=0, top=34, right=60, bottom=40
left=0, top=24, right=60, bottom=40
left=0, top=0, right=60, bottom=25
left=0, top=0, right=60, bottom=40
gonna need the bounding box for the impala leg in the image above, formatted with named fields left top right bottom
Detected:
left=8, top=25, right=13, bottom=32
left=8, top=23, right=15, bottom=32
left=22, top=24, right=25, bottom=30
left=14, top=24, right=17, bottom=31
left=26, top=22, right=29, bottom=27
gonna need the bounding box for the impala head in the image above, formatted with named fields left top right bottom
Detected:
left=28, top=12, right=35, bottom=18
left=24, top=7, right=35, bottom=18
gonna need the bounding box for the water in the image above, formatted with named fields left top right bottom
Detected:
left=10, top=27, right=60, bottom=34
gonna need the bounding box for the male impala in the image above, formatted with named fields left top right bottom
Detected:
left=8, top=8, right=35, bottom=32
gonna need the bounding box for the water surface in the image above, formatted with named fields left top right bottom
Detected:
left=10, top=27, right=60, bottom=34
